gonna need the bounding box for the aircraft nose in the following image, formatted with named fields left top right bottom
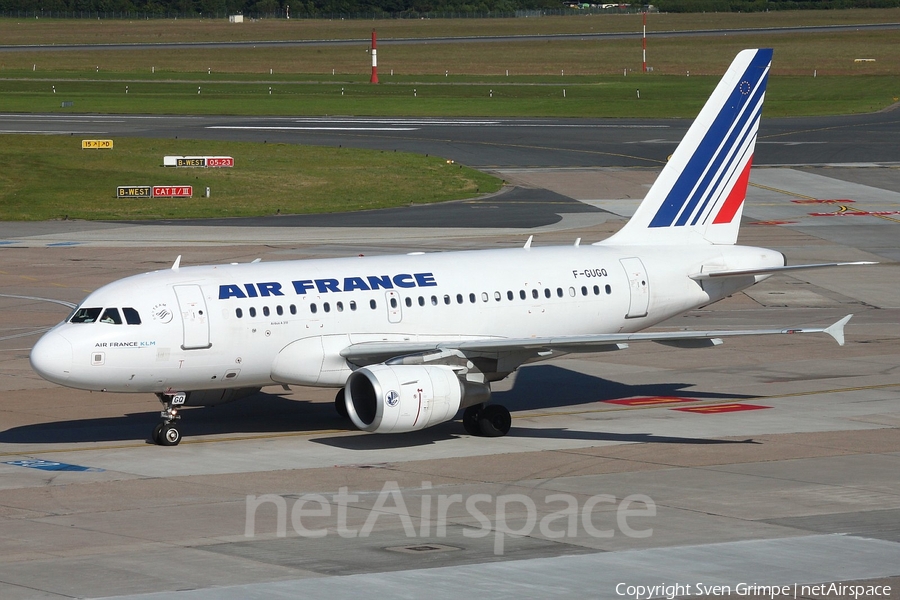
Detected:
left=30, top=329, right=73, bottom=384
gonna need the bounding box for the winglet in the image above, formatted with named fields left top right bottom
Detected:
left=824, top=314, right=852, bottom=347
left=524, top=235, right=533, bottom=249
left=171, top=255, right=182, bottom=270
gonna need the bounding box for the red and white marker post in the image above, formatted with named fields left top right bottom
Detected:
left=642, top=12, right=647, bottom=73
left=370, top=30, right=379, bottom=84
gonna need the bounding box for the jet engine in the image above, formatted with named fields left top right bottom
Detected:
left=345, top=364, right=490, bottom=434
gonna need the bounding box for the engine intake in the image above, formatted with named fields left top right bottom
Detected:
left=345, top=364, right=489, bottom=433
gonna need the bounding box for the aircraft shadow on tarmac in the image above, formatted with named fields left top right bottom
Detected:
left=0, top=365, right=750, bottom=447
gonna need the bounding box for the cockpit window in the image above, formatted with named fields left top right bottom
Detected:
left=100, top=308, right=123, bottom=324
left=70, top=307, right=102, bottom=323
left=122, top=307, right=141, bottom=325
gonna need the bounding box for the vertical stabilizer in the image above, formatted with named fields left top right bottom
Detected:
left=600, top=49, right=772, bottom=246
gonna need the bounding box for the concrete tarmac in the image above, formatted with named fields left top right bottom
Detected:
left=1, top=139, right=899, bottom=597
left=1, top=168, right=899, bottom=599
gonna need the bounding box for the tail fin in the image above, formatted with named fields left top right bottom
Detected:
left=601, top=48, right=772, bottom=246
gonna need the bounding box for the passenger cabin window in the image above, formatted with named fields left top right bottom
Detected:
left=122, top=307, right=141, bottom=325
left=70, top=307, right=102, bottom=323
left=100, top=308, right=122, bottom=324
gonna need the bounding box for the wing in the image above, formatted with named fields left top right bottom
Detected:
left=341, top=315, right=853, bottom=369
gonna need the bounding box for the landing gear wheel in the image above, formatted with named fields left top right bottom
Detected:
left=158, top=424, right=181, bottom=446
left=153, top=392, right=184, bottom=446
left=335, top=388, right=349, bottom=419
left=152, top=423, right=164, bottom=444
left=463, top=404, right=484, bottom=436
left=478, top=404, right=511, bottom=437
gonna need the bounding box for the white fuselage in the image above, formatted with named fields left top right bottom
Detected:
left=30, top=243, right=782, bottom=395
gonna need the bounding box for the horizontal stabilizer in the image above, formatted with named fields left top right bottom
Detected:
left=690, top=261, right=877, bottom=280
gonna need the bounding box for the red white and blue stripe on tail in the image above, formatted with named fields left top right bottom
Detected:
left=602, top=49, right=773, bottom=247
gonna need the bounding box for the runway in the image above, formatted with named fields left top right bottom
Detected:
left=3, top=112, right=900, bottom=168
left=0, top=113, right=899, bottom=599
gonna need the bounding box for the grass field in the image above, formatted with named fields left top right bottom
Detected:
left=5, top=28, right=900, bottom=76
left=2, top=28, right=897, bottom=118
left=1, top=74, right=895, bottom=118
left=0, top=135, right=501, bottom=221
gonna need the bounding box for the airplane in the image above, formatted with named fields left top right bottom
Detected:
left=30, top=48, right=873, bottom=446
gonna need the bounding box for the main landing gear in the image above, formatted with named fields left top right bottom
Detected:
left=152, top=392, right=185, bottom=446
left=463, top=403, right=512, bottom=437
left=334, top=388, right=349, bottom=420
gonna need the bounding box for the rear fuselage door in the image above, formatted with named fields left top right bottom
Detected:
left=174, top=284, right=211, bottom=349
left=620, top=257, right=650, bottom=319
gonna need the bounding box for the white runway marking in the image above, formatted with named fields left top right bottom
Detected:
left=0, top=293, right=77, bottom=309
left=0, top=129, right=107, bottom=134
left=208, top=126, right=420, bottom=132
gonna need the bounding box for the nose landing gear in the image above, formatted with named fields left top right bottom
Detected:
left=152, top=392, right=185, bottom=446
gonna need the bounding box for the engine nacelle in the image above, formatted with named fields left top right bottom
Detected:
left=345, top=364, right=489, bottom=434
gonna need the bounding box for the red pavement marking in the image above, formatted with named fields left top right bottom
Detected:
left=606, top=397, right=697, bottom=407
left=672, top=403, right=772, bottom=414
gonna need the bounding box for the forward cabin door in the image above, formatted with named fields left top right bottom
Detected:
left=620, top=257, right=650, bottom=319
left=174, top=285, right=211, bottom=349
